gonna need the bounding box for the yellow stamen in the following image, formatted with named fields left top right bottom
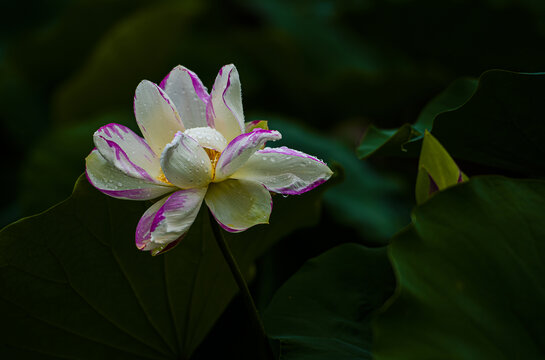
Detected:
left=204, top=148, right=221, bottom=180
left=157, top=171, right=173, bottom=185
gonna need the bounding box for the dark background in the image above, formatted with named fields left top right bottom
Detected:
left=3, top=0, right=545, bottom=227
left=1, top=0, right=545, bottom=356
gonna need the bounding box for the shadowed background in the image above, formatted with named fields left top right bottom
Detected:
left=3, top=0, right=545, bottom=227
left=1, top=0, right=545, bottom=357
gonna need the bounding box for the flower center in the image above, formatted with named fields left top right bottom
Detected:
left=204, top=148, right=221, bottom=180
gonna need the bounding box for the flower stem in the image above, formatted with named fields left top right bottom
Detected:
left=208, top=210, right=275, bottom=360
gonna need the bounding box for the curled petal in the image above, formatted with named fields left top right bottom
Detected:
left=161, top=132, right=213, bottom=189
left=205, top=179, right=271, bottom=233
left=207, top=64, right=244, bottom=142
left=160, top=65, right=209, bottom=129
left=230, top=146, right=333, bottom=194
left=136, top=188, right=206, bottom=251
left=183, top=127, right=228, bottom=152
left=86, top=149, right=174, bottom=200
left=134, top=80, right=184, bottom=156
left=215, top=129, right=282, bottom=181
left=93, top=123, right=161, bottom=181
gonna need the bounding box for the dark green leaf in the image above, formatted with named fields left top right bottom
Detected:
left=356, top=124, right=417, bottom=159
left=263, top=244, right=394, bottom=360
left=357, top=76, right=478, bottom=159
left=0, top=174, right=331, bottom=359
left=358, top=70, right=545, bottom=177
left=374, top=176, right=545, bottom=359
left=413, top=77, right=478, bottom=134
left=433, top=71, right=545, bottom=175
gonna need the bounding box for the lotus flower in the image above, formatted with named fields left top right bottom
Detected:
left=85, top=64, right=332, bottom=254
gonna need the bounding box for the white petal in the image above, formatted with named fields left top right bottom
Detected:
left=86, top=149, right=174, bottom=200
left=207, top=64, right=244, bottom=142
left=183, top=127, right=228, bottom=152
left=230, top=146, right=333, bottom=194
left=160, top=131, right=213, bottom=189
left=215, top=129, right=282, bottom=181
left=134, top=80, right=184, bottom=156
left=135, top=188, right=206, bottom=251
left=93, top=123, right=161, bottom=181
left=160, top=65, right=209, bottom=129
left=205, top=179, right=271, bottom=232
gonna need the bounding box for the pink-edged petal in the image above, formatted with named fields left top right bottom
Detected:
left=183, top=126, right=228, bottom=152
left=230, top=146, right=333, bottom=195
left=134, top=80, right=184, bottom=156
left=85, top=149, right=174, bottom=200
left=135, top=188, right=206, bottom=251
left=205, top=179, right=271, bottom=233
left=159, top=65, right=209, bottom=129
left=207, top=64, right=244, bottom=142
left=214, top=129, right=282, bottom=181
left=160, top=131, right=213, bottom=189
left=93, top=123, right=161, bottom=181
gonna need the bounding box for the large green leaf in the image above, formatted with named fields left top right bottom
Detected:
left=0, top=175, right=331, bottom=359
left=263, top=244, right=394, bottom=360
left=374, top=176, right=545, bottom=359
left=358, top=70, right=545, bottom=176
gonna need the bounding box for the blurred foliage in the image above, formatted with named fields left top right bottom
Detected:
left=358, top=77, right=478, bottom=158
left=4, top=0, right=545, bottom=226
left=359, top=71, right=545, bottom=178
left=2, top=0, right=545, bottom=358
left=18, top=112, right=135, bottom=216
left=271, top=118, right=409, bottom=242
